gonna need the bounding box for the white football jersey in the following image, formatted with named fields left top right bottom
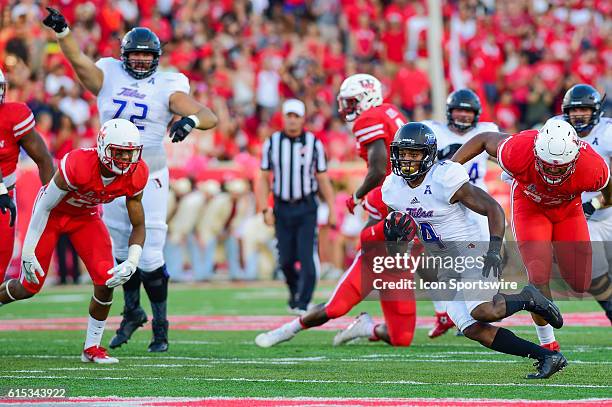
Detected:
left=95, top=58, right=190, bottom=172
left=553, top=115, right=612, bottom=221
left=381, top=161, right=486, bottom=256
left=423, top=120, right=499, bottom=191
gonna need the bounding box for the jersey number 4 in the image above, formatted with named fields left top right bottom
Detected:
left=418, top=221, right=446, bottom=249
left=113, top=99, right=148, bottom=130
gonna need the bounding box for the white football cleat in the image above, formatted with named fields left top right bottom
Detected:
left=255, top=323, right=297, bottom=348
left=333, top=312, right=374, bottom=346
left=81, top=345, right=119, bottom=364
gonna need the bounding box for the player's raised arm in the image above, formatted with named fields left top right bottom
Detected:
left=451, top=132, right=509, bottom=164
left=168, top=92, right=219, bottom=143
left=18, top=129, right=55, bottom=185
left=42, top=7, right=104, bottom=95
left=450, top=182, right=505, bottom=277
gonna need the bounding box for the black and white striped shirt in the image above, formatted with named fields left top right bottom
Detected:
left=260, top=131, right=327, bottom=201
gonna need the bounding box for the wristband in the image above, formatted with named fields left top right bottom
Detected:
left=187, top=114, right=200, bottom=129
left=0, top=183, right=7, bottom=195
left=591, top=197, right=603, bottom=210
left=127, top=244, right=143, bottom=265
left=56, top=27, right=70, bottom=38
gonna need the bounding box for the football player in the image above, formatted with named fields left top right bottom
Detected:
left=558, top=85, right=612, bottom=326
left=422, top=89, right=500, bottom=338
left=0, top=119, right=147, bottom=364
left=452, top=118, right=609, bottom=351
left=0, top=68, right=54, bottom=281
left=43, top=8, right=218, bottom=352
left=255, top=186, right=418, bottom=349
left=383, top=122, right=566, bottom=379
left=338, top=73, right=406, bottom=214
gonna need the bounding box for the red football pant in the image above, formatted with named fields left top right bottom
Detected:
left=511, top=192, right=592, bottom=293
left=19, top=211, right=114, bottom=294
left=324, top=252, right=417, bottom=347
left=0, top=190, right=16, bottom=282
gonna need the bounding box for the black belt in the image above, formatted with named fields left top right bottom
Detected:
left=275, top=194, right=315, bottom=205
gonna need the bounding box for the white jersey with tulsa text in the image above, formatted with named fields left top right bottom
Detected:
left=95, top=57, right=190, bottom=172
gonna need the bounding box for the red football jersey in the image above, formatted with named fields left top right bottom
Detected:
left=363, top=186, right=388, bottom=220
left=0, top=102, right=36, bottom=187
left=353, top=103, right=406, bottom=175
left=56, top=148, right=149, bottom=215
left=497, top=130, right=609, bottom=206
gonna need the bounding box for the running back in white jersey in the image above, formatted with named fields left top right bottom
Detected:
left=553, top=115, right=612, bottom=222
left=423, top=120, right=499, bottom=191
left=95, top=57, right=190, bottom=171
left=381, top=161, right=485, bottom=255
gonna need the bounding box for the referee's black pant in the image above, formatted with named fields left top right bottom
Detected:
left=274, top=195, right=318, bottom=310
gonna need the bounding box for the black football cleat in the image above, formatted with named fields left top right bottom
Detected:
left=522, top=285, right=564, bottom=329
left=109, top=307, right=148, bottom=349
left=148, top=320, right=169, bottom=352
left=526, top=352, right=568, bottom=379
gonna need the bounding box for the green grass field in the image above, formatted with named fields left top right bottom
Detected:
left=0, top=282, right=610, bottom=403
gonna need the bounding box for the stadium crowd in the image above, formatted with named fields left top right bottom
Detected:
left=2, top=0, right=611, bottom=165
left=1, top=0, right=611, bottom=281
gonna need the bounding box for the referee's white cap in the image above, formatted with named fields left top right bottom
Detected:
left=282, top=99, right=305, bottom=117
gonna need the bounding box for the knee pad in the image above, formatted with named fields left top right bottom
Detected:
left=589, top=274, right=612, bottom=300
left=140, top=265, right=169, bottom=303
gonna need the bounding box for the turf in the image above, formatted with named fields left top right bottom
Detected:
left=0, top=283, right=610, bottom=400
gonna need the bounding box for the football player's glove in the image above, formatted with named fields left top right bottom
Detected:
left=21, top=252, right=45, bottom=285
left=0, top=184, right=16, bottom=227
left=482, top=236, right=503, bottom=278
left=42, top=7, right=69, bottom=34
left=384, top=211, right=416, bottom=242
left=582, top=201, right=596, bottom=220
left=345, top=193, right=362, bottom=214
left=105, top=259, right=137, bottom=288
left=169, top=116, right=196, bottom=143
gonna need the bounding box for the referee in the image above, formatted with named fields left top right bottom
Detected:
left=256, top=99, right=336, bottom=314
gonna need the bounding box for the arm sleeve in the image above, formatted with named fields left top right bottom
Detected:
left=314, top=138, right=327, bottom=173
left=12, top=103, right=35, bottom=141
left=22, top=179, right=68, bottom=254
left=260, top=137, right=272, bottom=170
left=435, top=162, right=470, bottom=204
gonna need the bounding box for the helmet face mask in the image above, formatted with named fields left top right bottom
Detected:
left=391, top=147, right=429, bottom=180
left=533, top=119, right=580, bottom=186
left=562, top=84, right=603, bottom=133
left=121, top=28, right=162, bottom=80
left=446, top=89, right=481, bottom=132
left=390, top=122, right=437, bottom=182
left=337, top=74, right=383, bottom=122
left=97, top=119, right=143, bottom=176
left=103, top=144, right=142, bottom=174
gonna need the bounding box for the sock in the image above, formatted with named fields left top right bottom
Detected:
left=433, top=301, right=447, bottom=314
left=534, top=323, right=556, bottom=345
left=287, top=318, right=304, bottom=334
left=490, top=327, right=553, bottom=360
left=84, top=316, right=106, bottom=349
left=141, top=266, right=169, bottom=322
left=370, top=323, right=381, bottom=341
left=499, top=292, right=531, bottom=317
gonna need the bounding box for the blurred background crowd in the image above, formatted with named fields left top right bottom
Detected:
left=2, top=0, right=611, bottom=282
